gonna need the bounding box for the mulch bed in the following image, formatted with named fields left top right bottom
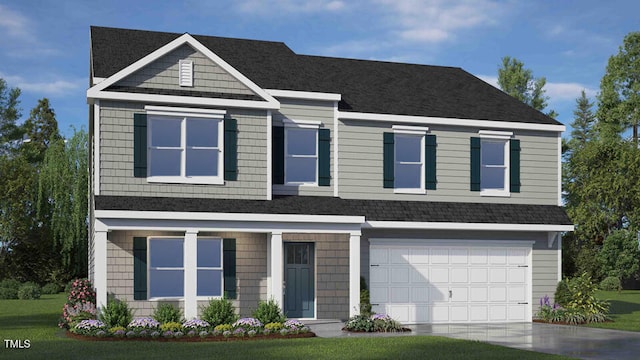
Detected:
left=66, top=331, right=316, bottom=342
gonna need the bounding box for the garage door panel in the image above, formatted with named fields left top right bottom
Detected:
left=430, top=267, right=449, bottom=283
left=470, top=305, right=488, bottom=321
left=509, top=305, right=526, bottom=321
left=432, top=304, right=450, bottom=322
left=388, top=305, right=409, bottom=323
left=431, top=248, right=449, bottom=264
left=470, top=268, right=488, bottom=283
left=370, top=267, right=388, bottom=283
left=470, top=286, right=488, bottom=302
left=370, top=248, right=388, bottom=265
left=410, top=248, right=429, bottom=264
left=508, top=268, right=526, bottom=283
left=390, top=287, right=410, bottom=303
left=430, top=285, right=448, bottom=302
left=451, top=268, right=468, bottom=283
left=508, top=249, right=527, bottom=265
left=509, top=285, right=526, bottom=302
left=471, top=249, right=488, bottom=264
left=490, top=305, right=507, bottom=321
left=489, top=249, right=508, bottom=264
left=391, top=267, right=409, bottom=283
left=370, top=286, right=388, bottom=303
left=451, top=287, right=468, bottom=302
left=411, top=266, right=429, bottom=282
left=451, top=306, right=469, bottom=322
left=411, top=287, right=429, bottom=302
left=390, top=249, right=408, bottom=264
left=489, top=268, right=507, bottom=283
left=489, top=286, right=507, bottom=301
left=450, top=248, right=468, bottom=264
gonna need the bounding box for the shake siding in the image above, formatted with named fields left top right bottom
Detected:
left=99, top=101, right=267, bottom=199
left=272, top=99, right=334, bottom=196
left=339, top=120, right=558, bottom=205
left=114, top=44, right=255, bottom=96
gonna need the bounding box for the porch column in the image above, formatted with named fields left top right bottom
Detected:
left=269, top=231, right=283, bottom=306
left=349, top=231, right=361, bottom=317
left=94, top=230, right=108, bottom=310
left=184, top=229, right=199, bottom=319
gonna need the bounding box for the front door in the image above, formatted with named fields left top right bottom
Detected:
left=284, top=242, right=314, bottom=318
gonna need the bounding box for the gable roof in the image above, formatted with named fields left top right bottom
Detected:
left=90, top=26, right=562, bottom=126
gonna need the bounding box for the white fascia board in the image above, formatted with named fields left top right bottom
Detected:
left=333, top=101, right=339, bottom=197
left=93, top=101, right=100, bottom=196
left=478, top=130, right=513, bottom=139
left=145, top=105, right=226, bottom=117
left=92, top=77, right=106, bottom=85
left=94, top=209, right=364, bottom=224
left=87, top=91, right=280, bottom=110
left=87, top=33, right=279, bottom=108
left=266, top=89, right=341, bottom=101
left=557, top=135, right=562, bottom=206
left=364, top=221, right=574, bottom=232
left=267, top=110, right=273, bottom=200
left=392, top=124, right=429, bottom=135
left=283, top=118, right=322, bottom=128
left=338, top=111, right=566, bottom=132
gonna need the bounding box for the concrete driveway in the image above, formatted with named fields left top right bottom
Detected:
left=307, top=321, right=640, bottom=360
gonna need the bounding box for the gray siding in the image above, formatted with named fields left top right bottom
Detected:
left=359, top=229, right=559, bottom=317
left=115, top=44, right=255, bottom=96
left=99, top=101, right=267, bottom=199
left=106, top=230, right=267, bottom=318
left=339, top=120, right=559, bottom=205
left=283, top=233, right=349, bottom=320
left=272, top=99, right=335, bottom=197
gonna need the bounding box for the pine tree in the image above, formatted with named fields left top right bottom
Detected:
left=570, top=90, right=596, bottom=149
left=497, top=56, right=557, bottom=118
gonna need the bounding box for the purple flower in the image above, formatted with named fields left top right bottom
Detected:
left=128, top=317, right=160, bottom=329
left=183, top=319, right=210, bottom=330
left=233, top=318, right=263, bottom=329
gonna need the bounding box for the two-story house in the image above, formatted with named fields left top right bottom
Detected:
left=87, top=26, right=573, bottom=324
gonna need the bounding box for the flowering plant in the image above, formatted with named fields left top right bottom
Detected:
left=283, top=320, right=305, bottom=331
left=233, top=328, right=246, bottom=337
left=535, top=295, right=565, bottom=323
left=247, top=329, right=257, bottom=337
left=183, top=318, right=211, bottom=331
left=233, top=317, right=263, bottom=331
left=59, top=279, right=97, bottom=329
left=128, top=317, right=160, bottom=331
left=72, top=319, right=106, bottom=336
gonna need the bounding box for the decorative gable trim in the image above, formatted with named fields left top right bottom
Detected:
left=266, top=89, right=341, bottom=101
left=87, top=33, right=280, bottom=109
left=178, top=60, right=193, bottom=87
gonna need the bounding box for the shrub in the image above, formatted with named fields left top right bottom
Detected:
left=200, top=298, right=238, bottom=327
left=98, top=298, right=133, bottom=328
left=600, top=276, right=622, bottom=291
left=0, top=278, right=21, bottom=291
left=252, top=299, right=285, bottom=324
left=41, top=283, right=62, bottom=294
left=565, top=273, right=609, bottom=320
left=0, top=287, right=18, bottom=299
left=160, top=322, right=183, bottom=332
left=344, top=314, right=403, bottom=332
left=18, top=282, right=41, bottom=299
left=554, top=279, right=572, bottom=307
left=213, top=324, right=232, bottom=335
left=59, top=280, right=98, bottom=329
left=152, top=303, right=183, bottom=324
left=344, top=314, right=375, bottom=332
left=264, top=322, right=283, bottom=331
left=360, top=276, right=372, bottom=316
left=67, top=279, right=96, bottom=304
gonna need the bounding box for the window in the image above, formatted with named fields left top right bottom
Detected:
left=149, top=238, right=184, bottom=298
left=197, top=239, right=223, bottom=297
left=481, top=139, right=507, bottom=190
left=147, top=112, right=224, bottom=184
left=394, top=134, right=424, bottom=190
left=285, top=125, right=318, bottom=184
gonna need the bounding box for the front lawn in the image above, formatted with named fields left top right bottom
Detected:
left=0, top=294, right=572, bottom=360
left=588, top=290, right=640, bottom=332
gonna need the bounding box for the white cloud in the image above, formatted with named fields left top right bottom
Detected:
left=0, top=73, right=83, bottom=97
left=0, top=4, right=31, bottom=40
left=476, top=74, right=597, bottom=101
left=236, top=0, right=345, bottom=14
left=374, top=0, right=505, bottom=44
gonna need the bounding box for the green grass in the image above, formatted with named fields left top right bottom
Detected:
left=587, top=290, right=640, bottom=331
left=0, top=294, right=572, bottom=360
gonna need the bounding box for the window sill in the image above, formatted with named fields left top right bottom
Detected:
left=279, top=183, right=319, bottom=187
left=146, top=176, right=224, bottom=185
left=149, top=297, right=184, bottom=301
left=393, top=188, right=426, bottom=194
left=480, top=189, right=511, bottom=197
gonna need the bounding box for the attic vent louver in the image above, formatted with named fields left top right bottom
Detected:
left=179, top=60, right=193, bottom=87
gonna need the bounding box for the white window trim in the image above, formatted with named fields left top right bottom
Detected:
left=146, top=108, right=225, bottom=185
left=148, top=237, right=185, bottom=300
left=479, top=134, right=511, bottom=197
left=392, top=124, right=429, bottom=135
left=284, top=119, right=320, bottom=186
left=195, top=237, right=224, bottom=300
left=393, top=133, right=425, bottom=194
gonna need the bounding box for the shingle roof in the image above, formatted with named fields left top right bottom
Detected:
left=95, top=195, right=572, bottom=225
left=90, top=26, right=562, bottom=126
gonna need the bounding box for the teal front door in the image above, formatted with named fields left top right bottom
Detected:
left=284, top=242, right=314, bottom=318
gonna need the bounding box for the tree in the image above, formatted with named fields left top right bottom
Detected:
left=597, top=32, right=640, bottom=146
left=497, top=56, right=557, bottom=118
left=598, top=229, right=640, bottom=283
left=22, top=98, right=60, bottom=162
left=0, top=78, right=22, bottom=148
left=569, top=90, right=596, bottom=149
left=38, top=128, right=88, bottom=278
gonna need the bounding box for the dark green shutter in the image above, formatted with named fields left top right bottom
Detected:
left=223, top=238, right=237, bottom=299
left=425, top=134, right=437, bottom=190
left=383, top=132, right=394, bottom=188
left=470, top=137, right=481, bottom=191
left=133, top=237, right=147, bottom=300
left=272, top=127, right=285, bottom=184
left=224, top=118, right=238, bottom=181
left=133, top=114, right=147, bottom=178
left=318, top=129, right=331, bottom=186
left=510, top=139, right=521, bottom=193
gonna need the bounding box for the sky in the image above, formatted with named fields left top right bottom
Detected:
left=1, top=0, right=638, bottom=138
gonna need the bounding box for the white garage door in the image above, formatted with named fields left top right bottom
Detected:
left=369, top=240, right=531, bottom=324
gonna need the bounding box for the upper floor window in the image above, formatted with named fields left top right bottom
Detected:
left=285, top=127, right=317, bottom=184
left=470, top=130, right=519, bottom=196
left=383, top=125, right=436, bottom=193
left=140, top=106, right=229, bottom=185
